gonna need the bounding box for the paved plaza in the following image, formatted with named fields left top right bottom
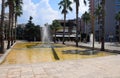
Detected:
left=0, top=41, right=120, bottom=78
left=64, top=41, right=120, bottom=52
left=0, top=55, right=120, bottom=78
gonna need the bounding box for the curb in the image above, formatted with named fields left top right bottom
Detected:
left=0, top=42, right=17, bottom=64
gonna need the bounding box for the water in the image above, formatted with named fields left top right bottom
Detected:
left=90, top=34, right=93, bottom=44
left=41, top=25, right=51, bottom=44
left=89, top=33, right=96, bottom=54
left=41, top=25, right=51, bottom=47
left=1, top=42, right=115, bottom=65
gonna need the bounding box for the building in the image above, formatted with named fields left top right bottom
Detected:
left=54, top=19, right=77, bottom=41
left=52, top=18, right=90, bottom=42
left=89, top=0, right=120, bottom=42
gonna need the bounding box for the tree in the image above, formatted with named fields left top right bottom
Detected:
left=58, top=0, right=72, bottom=44
left=51, top=20, right=62, bottom=43
left=14, top=0, right=23, bottom=42
left=115, top=11, right=120, bottom=43
left=24, top=16, right=41, bottom=41
left=73, top=0, right=86, bottom=47
left=82, top=11, right=90, bottom=42
left=6, top=0, right=15, bottom=49
left=0, top=0, right=5, bottom=53
left=94, top=5, right=102, bottom=42
left=10, top=1, right=15, bottom=46
left=90, top=0, right=95, bottom=50
left=100, top=0, right=105, bottom=51
left=16, top=25, right=24, bottom=40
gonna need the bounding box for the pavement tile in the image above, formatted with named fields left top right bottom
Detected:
left=0, top=55, right=120, bottom=78
left=35, top=74, right=49, bottom=78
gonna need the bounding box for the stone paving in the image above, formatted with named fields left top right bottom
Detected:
left=64, top=41, right=120, bottom=52
left=0, top=41, right=120, bottom=78
left=0, top=55, right=120, bottom=78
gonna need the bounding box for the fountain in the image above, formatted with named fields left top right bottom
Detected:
left=41, top=24, right=52, bottom=48
left=42, top=24, right=51, bottom=44
left=90, top=33, right=94, bottom=44
left=27, top=24, right=64, bottom=48
left=62, top=33, right=99, bottom=55
left=88, top=33, right=99, bottom=54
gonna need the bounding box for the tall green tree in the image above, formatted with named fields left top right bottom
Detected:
left=10, top=1, right=15, bottom=46
left=100, top=0, right=105, bottom=51
left=82, top=11, right=90, bottom=42
left=16, top=25, right=24, bottom=40
left=14, top=0, right=23, bottom=42
left=24, top=16, right=41, bottom=41
left=0, top=0, right=5, bottom=53
left=73, top=0, right=86, bottom=47
left=6, top=0, right=15, bottom=49
left=115, top=11, right=120, bottom=43
left=51, top=20, right=62, bottom=43
left=58, top=0, right=72, bottom=44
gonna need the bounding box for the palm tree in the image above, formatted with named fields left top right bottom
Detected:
left=14, top=0, right=23, bottom=42
left=0, top=0, right=5, bottom=53
left=58, top=0, right=72, bottom=44
left=115, top=11, right=120, bottom=43
left=94, top=5, right=102, bottom=19
left=6, top=0, right=15, bottom=49
left=51, top=20, right=62, bottom=43
left=73, top=0, right=86, bottom=47
left=11, top=2, right=15, bottom=46
left=82, top=11, right=90, bottom=42
left=100, top=0, right=105, bottom=51
left=90, top=0, right=95, bottom=50
left=94, top=5, right=102, bottom=43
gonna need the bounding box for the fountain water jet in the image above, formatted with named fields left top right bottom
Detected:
left=41, top=24, right=52, bottom=48
left=90, top=34, right=93, bottom=44
left=42, top=25, right=51, bottom=44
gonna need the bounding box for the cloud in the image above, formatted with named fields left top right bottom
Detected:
left=0, top=0, right=89, bottom=26
left=18, top=0, right=61, bottom=26
left=66, top=0, right=89, bottom=19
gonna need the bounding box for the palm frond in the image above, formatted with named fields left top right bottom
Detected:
left=84, top=0, right=87, bottom=5
left=68, top=7, right=72, bottom=11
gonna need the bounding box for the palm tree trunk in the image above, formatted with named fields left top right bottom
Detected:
left=7, top=5, right=12, bottom=49
left=92, top=18, right=95, bottom=50
left=118, top=20, right=120, bottom=43
left=11, top=9, right=14, bottom=46
left=91, top=11, right=95, bottom=50
left=54, top=29, right=56, bottom=43
left=101, top=0, right=105, bottom=51
left=0, top=0, right=5, bottom=53
left=69, top=30, right=71, bottom=41
left=63, top=13, right=66, bottom=44
left=76, top=3, right=79, bottom=47
left=5, top=25, right=7, bottom=40
left=79, top=19, right=82, bottom=42
left=14, top=15, right=17, bottom=42
left=85, top=22, right=88, bottom=42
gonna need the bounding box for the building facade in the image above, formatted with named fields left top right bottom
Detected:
left=89, top=0, right=120, bottom=42
left=52, top=18, right=90, bottom=42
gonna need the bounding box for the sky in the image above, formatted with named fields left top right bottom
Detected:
left=0, top=0, right=89, bottom=26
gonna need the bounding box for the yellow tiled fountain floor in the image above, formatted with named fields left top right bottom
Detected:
left=1, top=42, right=115, bottom=65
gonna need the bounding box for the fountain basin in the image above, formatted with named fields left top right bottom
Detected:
left=0, top=42, right=116, bottom=65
